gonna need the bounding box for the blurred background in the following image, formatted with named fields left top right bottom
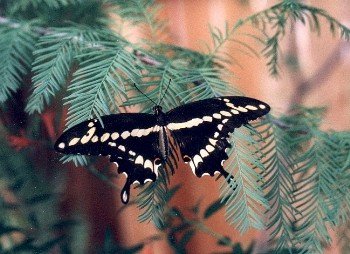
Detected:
left=0, top=0, right=349, bottom=253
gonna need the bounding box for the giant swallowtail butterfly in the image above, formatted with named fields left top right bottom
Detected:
left=54, top=96, right=270, bottom=204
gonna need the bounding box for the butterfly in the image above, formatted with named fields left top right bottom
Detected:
left=54, top=96, right=270, bottom=204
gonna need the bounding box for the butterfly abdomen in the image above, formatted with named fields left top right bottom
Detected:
left=158, top=126, right=169, bottom=162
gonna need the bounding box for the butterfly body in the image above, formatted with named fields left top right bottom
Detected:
left=152, top=105, right=170, bottom=162
left=55, top=96, right=270, bottom=204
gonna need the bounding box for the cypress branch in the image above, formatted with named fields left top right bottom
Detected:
left=0, top=25, right=37, bottom=103
left=26, top=27, right=104, bottom=114
left=257, top=115, right=297, bottom=252
left=220, top=126, right=269, bottom=232
left=65, top=41, right=140, bottom=128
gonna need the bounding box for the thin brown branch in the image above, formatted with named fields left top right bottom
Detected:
left=134, top=50, right=161, bottom=66
left=287, top=33, right=349, bottom=110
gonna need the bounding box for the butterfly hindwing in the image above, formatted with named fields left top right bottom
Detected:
left=166, top=96, right=270, bottom=177
left=54, top=113, right=162, bottom=203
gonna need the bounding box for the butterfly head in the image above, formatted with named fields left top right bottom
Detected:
left=152, top=105, right=163, bottom=115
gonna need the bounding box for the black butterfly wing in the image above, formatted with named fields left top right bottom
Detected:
left=165, top=96, right=270, bottom=178
left=54, top=113, right=162, bottom=204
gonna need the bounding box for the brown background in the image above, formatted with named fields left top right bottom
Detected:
left=64, top=1, right=350, bottom=253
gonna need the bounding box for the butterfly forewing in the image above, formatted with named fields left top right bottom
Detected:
left=55, top=113, right=162, bottom=203
left=165, top=96, right=270, bottom=178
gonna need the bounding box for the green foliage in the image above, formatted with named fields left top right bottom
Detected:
left=65, top=36, right=139, bottom=128
left=336, top=133, right=350, bottom=223
left=247, top=1, right=350, bottom=75
left=175, top=67, right=236, bottom=103
left=257, top=115, right=297, bottom=252
left=220, top=126, right=269, bottom=232
left=0, top=138, right=75, bottom=253
left=9, top=0, right=80, bottom=12
left=125, top=59, right=187, bottom=111
left=0, top=0, right=349, bottom=253
left=257, top=109, right=350, bottom=254
left=136, top=166, right=171, bottom=228
left=0, top=24, right=36, bottom=103
left=290, top=109, right=348, bottom=254
left=207, top=20, right=259, bottom=68
left=110, top=0, right=165, bottom=40
left=26, top=27, right=103, bottom=114
left=205, top=0, right=350, bottom=75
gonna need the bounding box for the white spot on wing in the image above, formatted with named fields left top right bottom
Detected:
left=69, top=137, right=80, bottom=146
left=153, top=125, right=161, bottom=132
left=223, top=99, right=230, bottom=102
left=122, top=191, right=128, bottom=203
left=118, top=145, right=125, bottom=152
left=88, top=122, right=94, bottom=127
left=189, top=160, right=196, bottom=175
left=222, top=119, right=229, bottom=124
left=193, top=155, right=203, bottom=167
left=226, top=103, right=248, bottom=112
left=111, top=132, right=119, bottom=140
left=218, top=124, right=223, bottom=131
left=144, top=179, right=153, bottom=183
left=101, top=133, right=110, bottom=142
left=259, top=104, right=266, bottom=109
left=143, top=127, right=153, bottom=136
left=236, top=106, right=248, bottom=112
left=153, top=163, right=160, bottom=177
left=108, top=142, right=116, bottom=146
left=231, top=109, right=239, bottom=114
left=200, top=149, right=209, bottom=157
left=201, top=173, right=210, bottom=177
left=81, top=127, right=96, bottom=144
left=133, top=180, right=140, bottom=185
left=92, top=136, right=98, bottom=142
left=226, top=103, right=234, bottom=108
left=121, top=131, right=130, bottom=139
left=220, top=111, right=231, bottom=117
left=214, top=132, right=219, bottom=138
left=144, top=159, right=153, bottom=170
left=135, top=155, right=144, bottom=165
left=213, top=113, right=221, bottom=119
left=206, top=145, right=215, bottom=152
left=203, top=116, right=213, bottom=122
left=131, top=129, right=140, bottom=137
left=58, top=142, right=65, bottom=149
left=209, top=138, right=217, bottom=146
left=122, top=172, right=128, bottom=177
left=246, top=105, right=258, bottom=110
left=129, top=151, right=136, bottom=156
left=214, top=171, right=220, bottom=175
left=167, top=118, right=203, bottom=130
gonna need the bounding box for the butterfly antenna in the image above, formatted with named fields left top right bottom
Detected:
left=133, top=83, right=157, bottom=105
left=158, top=79, right=172, bottom=105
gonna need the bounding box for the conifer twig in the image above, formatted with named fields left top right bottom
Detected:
left=0, top=16, right=48, bottom=34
